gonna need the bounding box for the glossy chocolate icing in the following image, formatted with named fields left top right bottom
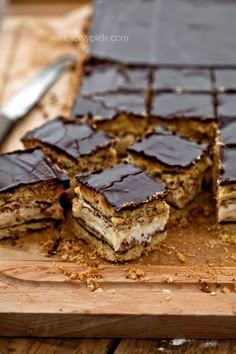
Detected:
left=81, top=63, right=150, bottom=95
left=22, top=117, right=113, bottom=160
left=220, top=146, right=236, bottom=184
left=152, top=68, right=213, bottom=92
left=0, top=148, right=69, bottom=193
left=76, top=162, right=166, bottom=211
left=71, top=90, right=146, bottom=120
left=90, top=0, right=236, bottom=65
left=94, top=91, right=146, bottom=114
left=71, top=95, right=116, bottom=119
left=128, top=126, right=208, bottom=168
left=217, top=94, right=236, bottom=117
left=220, top=116, right=236, bottom=146
left=151, top=93, right=215, bottom=121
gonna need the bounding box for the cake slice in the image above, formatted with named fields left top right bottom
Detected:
left=128, top=126, right=212, bottom=208
left=72, top=90, right=149, bottom=155
left=150, top=92, right=217, bottom=142
left=218, top=146, right=236, bottom=222
left=22, top=117, right=116, bottom=178
left=72, top=162, right=169, bottom=262
left=0, top=148, right=69, bottom=238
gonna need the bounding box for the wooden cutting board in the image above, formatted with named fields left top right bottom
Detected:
left=0, top=6, right=236, bottom=339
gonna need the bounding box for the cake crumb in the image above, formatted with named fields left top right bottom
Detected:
left=126, top=268, right=144, bottom=280
left=176, top=251, right=186, bottom=263
left=166, top=276, right=174, bottom=283
left=222, top=286, right=231, bottom=294
left=210, top=291, right=216, bottom=296
left=69, top=272, right=78, bottom=280
left=165, top=296, right=171, bottom=301
left=86, top=278, right=99, bottom=292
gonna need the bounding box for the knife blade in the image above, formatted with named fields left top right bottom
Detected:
left=0, top=54, right=76, bottom=145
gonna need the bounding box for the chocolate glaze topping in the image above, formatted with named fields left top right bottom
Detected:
left=217, top=94, right=236, bottom=117
left=81, top=64, right=127, bottom=95
left=93, top=91, right=146, bottom=114
left=22, top=117, right=113, bottom=160
left=71, top=95, right=116, bottom=119
left=0, top=148, right=69, bottom=193
left=81, top=63, right=150, bottom=95
left=90, top=0, right=236, bottom=65
left=128, top=126, right=208, bottom=168
left=151, top=93, right=215, bottom=121
left=215, top=70, right=236, bottom=92
left=220, top=116, right=236, bottom=146
left=76, top=162, right=166, bottom=211
left=220, top=146, right=236, bottom=185
left=152, top=68, right=212, bottom=92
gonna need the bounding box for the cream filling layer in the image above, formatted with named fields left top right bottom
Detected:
left=0, top=202, right=62, bottom=229
left=218, top=187, right=236, bottom=222
left=72, top=198, right=169, bottom=252
left=218, top=203, right=236, bottom=222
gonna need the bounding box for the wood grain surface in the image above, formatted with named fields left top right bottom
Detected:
left=0, top=1, right=236, bottom=351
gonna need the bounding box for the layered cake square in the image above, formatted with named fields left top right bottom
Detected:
left=22, top=117, right=117, bottom=178
left=0, top=148, right=69, bottom=238
left=150, top=92, right=217, bottom=142
left=72, top=162, right=169, bottom=262
left=152, top=68, right=213, bottom=93
left=72, top=90, right=149, bottom=155
left=128, top=126, right=212, bottom=208
left=218, top=146, right=236, bottom=222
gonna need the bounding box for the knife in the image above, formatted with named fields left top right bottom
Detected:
left=0, top=54, right=76, bottom=146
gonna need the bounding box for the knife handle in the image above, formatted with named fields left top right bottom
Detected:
left=0, top=113, right=15, bottom=147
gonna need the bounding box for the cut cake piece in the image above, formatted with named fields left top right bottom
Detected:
left=22, top=117, right=116, bottom=178
left=150, top=92, right=217, bottom=142
left=128, top=126, right=212, bottom=208
left=71, top=90, right=149, bottom=155
left=0, top=148, right=69, bottom=238
left=72, top=162, right=169, bottom=262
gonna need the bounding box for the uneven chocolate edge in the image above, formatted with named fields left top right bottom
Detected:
left=81, top=60, right=153, bottom=94
left=75, top=163, right=167, bottom=212
left=0, top=147, right=70, bottom=193
left=22, top=117, right=114, bottom=161
left=128, top=130, right=210, bottom=171
left=74, top=90, right=148, bottom=121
